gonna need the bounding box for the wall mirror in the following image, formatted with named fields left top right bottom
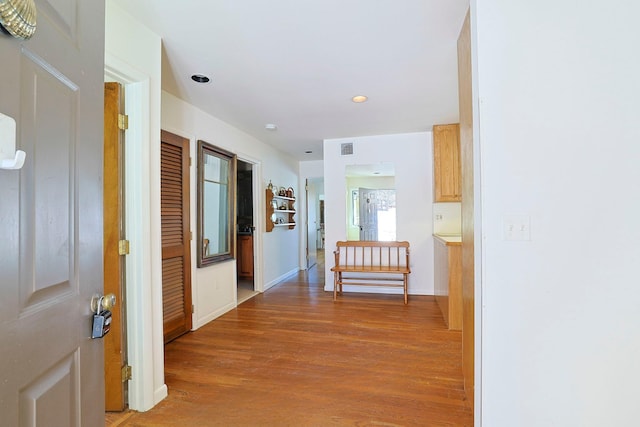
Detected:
left=345, top=163, right=396, bottom=241
left=197, top=140, right=236, bottom=267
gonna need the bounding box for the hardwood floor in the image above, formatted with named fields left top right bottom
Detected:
left=107, top=253, right=472, bottom=426
left=237, top=278, right=258, bottom=304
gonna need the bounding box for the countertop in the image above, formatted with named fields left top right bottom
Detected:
left=433, top=234, right=462, bottom=246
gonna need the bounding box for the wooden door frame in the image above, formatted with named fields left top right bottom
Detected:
left=104, top=61, right=167, bottom=410
left=457, top=9, right=481, bottom=421
left=104, top=81, right=128, bottom=411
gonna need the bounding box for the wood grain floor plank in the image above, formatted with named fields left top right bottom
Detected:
left=107, top=254, right=472, bottom=426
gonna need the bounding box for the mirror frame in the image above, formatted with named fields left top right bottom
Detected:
left=197, top=140, right=236, bottom=267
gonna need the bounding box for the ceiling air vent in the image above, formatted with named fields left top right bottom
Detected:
left=341, top=142, right=353, bottom=156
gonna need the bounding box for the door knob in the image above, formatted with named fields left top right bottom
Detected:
left=102, top=293, right=116, bottom=310
left=91, top=293, right=116, bottom=313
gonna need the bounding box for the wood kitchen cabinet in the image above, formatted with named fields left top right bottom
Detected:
left=433, top=123, right=461, bottom=202
left=434, top=235, right=462, bottom=330
left=236, top=234, right=254, bottom=280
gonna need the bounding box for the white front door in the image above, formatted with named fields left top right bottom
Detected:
left=358, top=188, right=378, bottom=241
left=0, top=2, right=106, bottom=425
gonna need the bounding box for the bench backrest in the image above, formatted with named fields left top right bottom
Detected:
left=333, top=240, right=410, bottom=271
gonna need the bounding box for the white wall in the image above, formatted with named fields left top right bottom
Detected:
left=162, top=92, right=300, bottom=328
left=300, top=160, right=324, bottom=178
left=473, top=1, right=640, bottom=425
left=105, top=2, right=166, bottom=411
left=324, top=132, right=434, bottom=295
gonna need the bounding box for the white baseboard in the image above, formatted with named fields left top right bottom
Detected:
left=264, top=268, right=300, bottom=291
left=192, top=300, right=236, bottom=330
left=153, top=384, right=168, bottom=407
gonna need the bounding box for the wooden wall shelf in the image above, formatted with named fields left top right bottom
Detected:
left=266, top=189, right=296, bottom=232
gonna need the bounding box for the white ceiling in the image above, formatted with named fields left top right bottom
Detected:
left=112, top=0, right=469, bottom=161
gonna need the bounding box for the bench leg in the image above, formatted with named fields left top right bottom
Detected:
left=333, top=272, right=344, bottom=301
left=404, top=274, right=408, bottom=304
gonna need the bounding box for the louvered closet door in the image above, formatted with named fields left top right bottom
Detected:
left=160, top=130, right=192, bottom=343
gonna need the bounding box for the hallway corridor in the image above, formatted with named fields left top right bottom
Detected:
left=107, top=254, right=472, bottom=426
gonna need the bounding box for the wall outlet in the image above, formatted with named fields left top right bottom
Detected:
left=503, top=214, right=530, bottom=241
left=435, top=214, right=443, bottom=221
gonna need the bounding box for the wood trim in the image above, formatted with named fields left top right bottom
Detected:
left=448, top=245, right=463, bottom=330
left=458, top=9, right=475, bottom=409
left=103, top=82, right=127, bottom=411
left=333, top=240, right=410, bottom=249
left=434, top=239, right=462, bottom=330
left=160, top=130, right=192, bottom=343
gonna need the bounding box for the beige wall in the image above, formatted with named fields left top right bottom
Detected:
left=161, top=91, right=300, bottom=328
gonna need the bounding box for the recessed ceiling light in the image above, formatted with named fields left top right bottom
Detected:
left=191, top=74, right=210, bottom=83
left=265, top=123, right=277, bottom=131
left=352, top=95, right=368, bottom=103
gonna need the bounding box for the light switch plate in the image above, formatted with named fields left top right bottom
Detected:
left=503, top=214, right=531, bottom=241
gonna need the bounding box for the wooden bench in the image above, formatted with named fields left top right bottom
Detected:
left=331, top=241, right=411, bottom=304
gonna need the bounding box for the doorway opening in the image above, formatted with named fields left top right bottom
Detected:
left=306, top=178, right=324, bottom=270
left=236, top=160, right=257, bottom=303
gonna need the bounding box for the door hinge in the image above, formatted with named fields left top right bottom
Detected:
left=191, top=304, right=195, bottom=313
left=118, top=239, right=130, bottom=255
left=118, top=114, right=129, bottom=130
left=121, top=365, right=132, bottom=382
left=190, top=231, right=193, bottom=240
